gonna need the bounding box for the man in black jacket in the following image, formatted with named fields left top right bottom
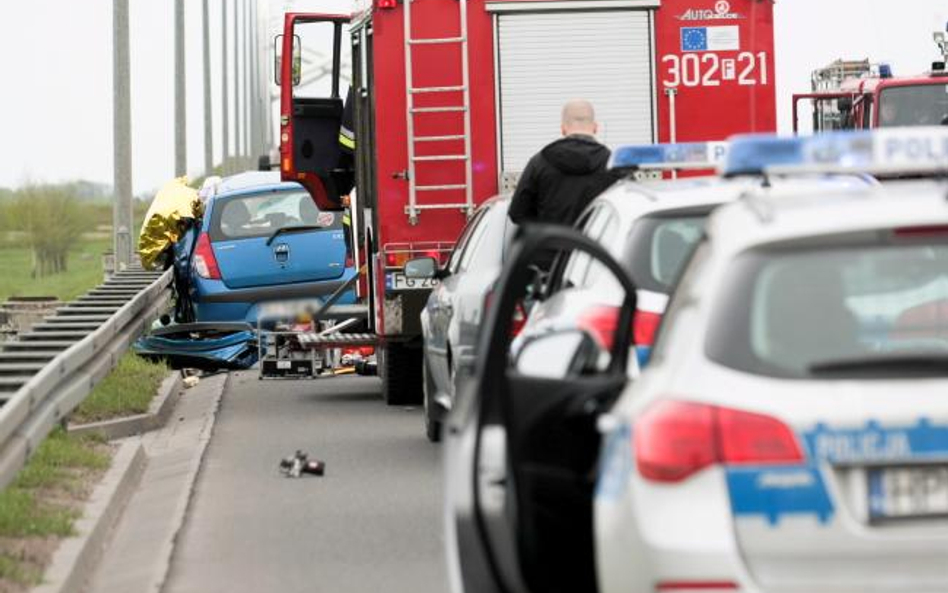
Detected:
left=508, top=100, right=618, bottom=227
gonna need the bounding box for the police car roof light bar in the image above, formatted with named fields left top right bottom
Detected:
left=762, top=127, right=948, bottom=178
left=609, top=142, right=729, bottom=172
left=720, top=135, right=807, bottom=178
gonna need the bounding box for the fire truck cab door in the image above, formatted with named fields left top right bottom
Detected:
left=280, top=15, right=352, bottom=210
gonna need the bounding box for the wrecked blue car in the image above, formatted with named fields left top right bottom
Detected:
left=134, top=322, right=258, bottom=371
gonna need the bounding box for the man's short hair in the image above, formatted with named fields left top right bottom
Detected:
left=561, top=99, right=596, bottom=128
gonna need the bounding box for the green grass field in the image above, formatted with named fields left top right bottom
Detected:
left=0, top=236, right=111, bottom=303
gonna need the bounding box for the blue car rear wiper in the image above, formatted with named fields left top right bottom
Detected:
left=266, top=225, right=324, bottom=246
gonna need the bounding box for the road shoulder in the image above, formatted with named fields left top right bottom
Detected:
left=84, top=372, right=228, bottom=593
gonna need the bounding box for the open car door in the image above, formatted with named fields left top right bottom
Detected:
left=445, top=225, right=637, bottom=593
left=277, top=13, right=352, bottom=210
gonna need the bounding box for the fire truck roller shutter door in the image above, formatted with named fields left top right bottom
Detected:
left=497, top=10, right=654, bottom=186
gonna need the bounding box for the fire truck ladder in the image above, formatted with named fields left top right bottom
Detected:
left=403, top=0, right=474, bottom=225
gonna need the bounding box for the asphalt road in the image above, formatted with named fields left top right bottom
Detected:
left=163, top=372, right=448, bottom=593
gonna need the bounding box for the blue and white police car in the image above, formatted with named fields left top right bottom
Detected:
left=514, top=141, right=873, bottom=370
left=441, top=139, right=881, bottom=593
left=595, top=128, right=948, bottom=593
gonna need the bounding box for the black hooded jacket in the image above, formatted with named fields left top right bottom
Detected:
left=508, top=135, right=619, bottom=227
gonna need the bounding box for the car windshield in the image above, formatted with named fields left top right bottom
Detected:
left=707, top=240, right=948, bottom=378
left=878, top=83, right=948, bottom=127
left=212, top=191, right=341, bottom=241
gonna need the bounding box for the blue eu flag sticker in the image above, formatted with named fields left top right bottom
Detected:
left=681, top=27, right=708, bottom=52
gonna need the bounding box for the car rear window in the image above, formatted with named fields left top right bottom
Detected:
left=209, top=191, right=342, bottom=241
left=624, top=210, right=709, bottom=293
left=706, top=240, right=948, bottom=378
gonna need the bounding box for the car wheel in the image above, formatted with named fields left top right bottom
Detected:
left=381, top=341, right=423, bottom=406
left=423, top=355, right=442, bottom=443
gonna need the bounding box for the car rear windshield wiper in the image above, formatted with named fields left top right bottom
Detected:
left=266, top=225, right=324, bottom=245
left=809, top=354, right=948, bottom=377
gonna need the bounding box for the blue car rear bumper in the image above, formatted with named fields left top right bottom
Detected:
left=190, top=268, right=359, bottom=324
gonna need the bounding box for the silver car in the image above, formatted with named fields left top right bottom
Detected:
left=442, top=224, right=639, bottom=593
left=407, top=197, right=516, bottom=442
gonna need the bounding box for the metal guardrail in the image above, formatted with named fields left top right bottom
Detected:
left=0, top=268, right=173, bottom=491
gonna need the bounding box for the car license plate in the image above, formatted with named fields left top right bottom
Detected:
left=386, top=272, right=439, bottom=291
left=868, top=466, right=948, bottom=520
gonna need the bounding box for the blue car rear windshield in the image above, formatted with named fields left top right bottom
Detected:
left=209, top=191, right=342, bottom=241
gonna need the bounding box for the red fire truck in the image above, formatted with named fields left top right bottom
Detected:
left=276, top=0, right=776, bottom=405
left=792, top=26, right=948, bottom=132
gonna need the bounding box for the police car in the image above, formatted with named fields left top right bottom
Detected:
left=595, top=128, right=948, bottom=593
left=442, top=140, right=876, bottom=593
left=515, top=142, right=874, bottom=369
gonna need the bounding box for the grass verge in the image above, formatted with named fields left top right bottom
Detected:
left=0, top=429, right=111, bottom=591
left=71, top=353, right=170, bottom=425
left=0, top=236, right=110, bottom=303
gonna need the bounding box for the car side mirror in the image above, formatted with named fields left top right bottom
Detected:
left=404, top=256, right=438, bottom=279
left=514, top=330, right=599, bottom=379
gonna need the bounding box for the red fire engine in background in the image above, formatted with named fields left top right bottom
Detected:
left=277, top=0, right=777, bottom=405
left=792, top=25, right=948, bottom=132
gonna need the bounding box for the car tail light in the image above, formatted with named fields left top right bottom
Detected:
left=386, top=252, right=408, bottom=268
left=193, top=232, right=221, bottom=280
left=385, top=251, right=413, bottom=268
left=634, top=310, right=663, bottom=347
left=510, top=301, right=527, bottom=336
left=577, top=305, right=661, bottom=350
left=483, top=289, right=527, bottom=337
left=577, top=305, right=621, bottom=350
left=422, top=249, right=441, bottom=262
left=634, top=401, right=803, bottom=483
left=715, top=406, right=805, bottom=464
left=377, top=0, right=397, bottom=8
left=655, top=582, right=739, bottom=591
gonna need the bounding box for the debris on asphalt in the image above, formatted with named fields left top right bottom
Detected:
left=183, top=376, right=200, bottom=389
left=279, top=450, right=326, bottom=478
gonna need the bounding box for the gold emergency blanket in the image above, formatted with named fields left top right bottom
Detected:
left=137, top=177, right=204, bottom=270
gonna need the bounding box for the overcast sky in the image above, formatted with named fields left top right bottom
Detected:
left=0, top=0, right=945, bottom=194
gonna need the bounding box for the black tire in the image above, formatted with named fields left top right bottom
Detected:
left=423, top=355, right=442, bottom=443
left=381, top=341, right=423, bottom=406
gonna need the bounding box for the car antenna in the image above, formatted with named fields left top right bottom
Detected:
left=740, top=192, right=774, bottom=224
